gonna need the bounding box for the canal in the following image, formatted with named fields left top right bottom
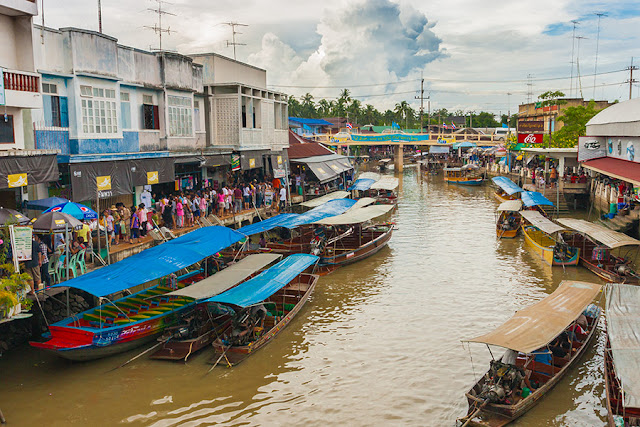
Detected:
left=0, top=167, right=608, bottom=426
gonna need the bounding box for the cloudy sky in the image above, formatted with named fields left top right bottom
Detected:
left=43, top=0, right=640, bottom=115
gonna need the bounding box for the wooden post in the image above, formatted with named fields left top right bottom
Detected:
left=394, top=144, right=404, bottom=172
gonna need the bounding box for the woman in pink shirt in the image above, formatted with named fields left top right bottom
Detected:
left=217, top=192, right=225, bottom=217
left=175, top=197, right=184, bottom=228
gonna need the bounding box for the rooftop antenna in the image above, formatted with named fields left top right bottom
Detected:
left=144, top=0, right=176, bottom=52
left=224, top=22, right=248, bottom=60
left=98, top=0, right=102, bottom=33
left=569, top=20, right=580, bottom=98
left=526, top=74, right=533, bottom=103
left=576, top=36, right=588, bottom=99
left=593, top=12, right=607, bottom=99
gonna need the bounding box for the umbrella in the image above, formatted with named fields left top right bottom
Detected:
left=44, top=202, right=98, bottom=220
left=0, top=208, right=31, bottom=226
left=31, top=212, right=83, bottom=233
left=461, top=163, right=480, bottom=171
left=26, top=196, right=69, bottom=211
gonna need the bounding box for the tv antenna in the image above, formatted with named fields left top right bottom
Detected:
left=569, top=20, right=580, bottom=97
left=593, top=12, right=607, bottom=98
left=576, top=36, right=588, bottom=99
left=526, top=74, right=533, bottom=103
left=224, top=22, right=248, bottom=60
left=144, top=0, right=176, bottom=52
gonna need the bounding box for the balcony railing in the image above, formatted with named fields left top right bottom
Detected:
left=3, top=71, right=39, bottom=93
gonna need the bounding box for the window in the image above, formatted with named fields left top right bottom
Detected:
left=168, top=95, right=193, bottom=137
left=143, top=94, right=153, bottom=104
left=121, top=92, right=131, bottom=129
left=42, top=83, right=57, bottom=94
left=121, top=92, right=130, bottom=102
left=194, top=100, right=201, bottom=132
left=0, top=115, right=15, bottom=143
left=80, top=86, right=118, bottom=134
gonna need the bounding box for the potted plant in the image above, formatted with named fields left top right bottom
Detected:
left=0, top=290, right=19, bottom=320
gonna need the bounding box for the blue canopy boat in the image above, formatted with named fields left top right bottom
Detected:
left=348, top=178, right=377, bottom=192
left=521, top=191, right=554, bottom=217
left=491, top=176, right=524, bottom=202
left=210, top=254, right=320, bottom=366
left=30, top=226, right=244, bottom=361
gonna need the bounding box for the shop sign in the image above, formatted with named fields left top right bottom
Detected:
left=273, top=168, right=286, bottom=178
left=10, top=225, right=32, bottom=271
left=97, top=175, right=112, bottom=191
left=231, top=154, right=241, bottom=171
left=147, top=171, right=159, bottom=185
left=277, top=156, right=283, bottom=166
left=249, top=158, right=256, bottom=168
left=578, top=136, right=606, bottom=162
left=7, top=173, right=28, bottom=188
left=518, top=121, right=544, bottom=133
left=517, top=133, right=543, bottom=144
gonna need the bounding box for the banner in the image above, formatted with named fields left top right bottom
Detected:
left=578, top=136, right=607, bottom=162
left=7, top=173, right=28, bottom=188
left=231, top=154, right=241, bottom=171
left=517, top=133, right=543, bottom=144
left=518, top=121, right=544, bottom=133
left=147, top=171, right=159, bottom=184
left=0, top=154, right=58, bottom=190
left=351, top=133, right=431, bottom=143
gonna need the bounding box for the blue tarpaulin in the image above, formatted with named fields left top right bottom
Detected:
left=26, top=196, right=69, bottom=211
left=52, top=226, right=244, bottom=297
left=492, top=176, right=524, bottom=195
left=522, top=191, right=554, bottom=207
left=348, top=178, right=376, bottom=191
left=237, top=214, right=299, bottom=236
left=206, top=254, right=319, bottom=308
left=279, top=199, right=356, bottom=229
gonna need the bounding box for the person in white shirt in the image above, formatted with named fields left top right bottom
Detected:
left=279, top=187, right=287, bottom=211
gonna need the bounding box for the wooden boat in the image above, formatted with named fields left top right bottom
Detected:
left=496, top=200, right=522, bottom=239
left=520, top=210, right=579, bottom=266
left=604, top=284, right=640, bottom=426
left=368, top=176, right=399, bottom=206
left=378, top=158, right=392, bottom=171
left=444, top=167, right=484, bottom=185
left=460, top=281, right=602, bottom=426
left=29, top=226, right=244, bottom=361
left=319, top=223, right=393, bottom=268
left=209, top=254, right=319, bottom=366
left=558, top=218, right=640, bottom=284
left=492, top=177, right=523, bottom=203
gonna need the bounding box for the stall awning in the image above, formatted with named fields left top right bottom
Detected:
left=174, top=155, right=204, bottom=164
left=606, top=283, right=640, bottom=407
left=557, top=218, right=640, bottom=249
left=497, top=200, right=522, bottom=212
left=465, top=281, right=601, bottom=353
left=239, top=150, right=268, bottom=170
left=204, top=154, right=231, bottom=168
left=130, top=157, right=175, bottom=186
left=0, top=154, right=59, bottom=190
left=279, top=199, right=356, bottom=229
left=370, top=177, right=399, bottom=191
left=492, top=176, right=524, bottom=195
left=520, top=210, right=565, bottom=234
left=300, top=191, right=350, bottom=208
left=206, top=254, right=319, bottom=308
left=237, top=214, right=299, bottom=236
left=291, top=154, right=353, bottom=184
left=52, top=226, right=244, bottom=297
left=429, top=146, right=450, bottom=154
left=521, top=191, right=554, bottom=207
left=348, top=178, right=376, bottom=191
left=167, top=253, right=282, bottom=300
left=315, top=204, right=393, bottom=225
left=582, top=157, right=640, bottom=186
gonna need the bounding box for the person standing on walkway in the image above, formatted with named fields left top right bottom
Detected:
left=199, top=193, right=207, bottom=220
left=279, top=186, right=287, bottom=212
left=37, top=234, right=51, bottom=288
left=129, top=207, right=140, bottom=244
left=234, top=185, right=243, bottom=213
left=26, top=234, right=41, bottom=293
left=175, top=197, right=184, bottom=228
left=138, top=204, right=148, bottom=237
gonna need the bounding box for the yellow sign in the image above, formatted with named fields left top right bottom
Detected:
left=277, top=156, right=283, bottom=166
left=54, top=219, right=66, bottom=225
left=97, top=175, right=112, bottom=191
left=147, top=171, right=159, bottom=185
left=249, top=158, right=256, bottom=168
left=7, top=173, right=28, bottom=188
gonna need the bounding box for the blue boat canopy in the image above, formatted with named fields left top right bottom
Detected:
left=348, top=178, right=376, bottom=191
left=206, top=254, right=319, bottom=308
left=237, top=213, right=299, bottom=236
left=453, top=141, right=477, bottom=149
left=492, top=176, right=524, bottom=195
left=278, top=199, right=356, bottom=229
left=52, top=226, right=244, bottom=297
left=522, top=191, right=554, bottom=207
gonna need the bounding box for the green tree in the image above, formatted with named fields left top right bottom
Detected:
left=300, top=93, right=316, bottom=118
left=394, top=101, right=411, bottom=128
left=472, top=112, right=500, bottom=128
left=288, top=96, right=302, bottom=117
left=317, top=99, right=331, bottom=117
left=538, top=91, right=567, bottom=107
left=363, top=104, right=377, bottom=124
left=347, top=99, right=362, bottom=124
left=551, top=101, right=602, bottom=148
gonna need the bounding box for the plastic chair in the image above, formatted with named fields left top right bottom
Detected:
left=48, top=255, right=60, bottom=284
left=66, top=253, right=79, bottom=279
left=76, top=249, right=87, bottom=275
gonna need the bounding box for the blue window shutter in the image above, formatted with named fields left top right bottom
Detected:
left=121, top=102, right=131, bottom=129
left=60, top=97, right=69, bottom=127
left=43, top=95, right=53, bottom=127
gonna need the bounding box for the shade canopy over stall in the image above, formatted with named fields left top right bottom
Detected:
left=520, top=210, right=565, bottom=235
left=300, top=191, right=350, bottom=208
left=0, top=208, right=30, bottom=226
left=346, top=197, right=377, bottom=212
left=558, top=218, right=640, bottom=249
left=521, top=191, right=554, bottom=207
left=464, top=281, right=601, bottom=353
left=51, top=226, right=244, bottom=297
left=606, top=283, right=640, bottom=407
left=44, top=202, right=98, bottom=220
left=206, top=254, right=319, bottom=308
left=31, top=212, right=83, bottom=233
left=358, top=172, right=381, bottom=181
left=492, top=176, right=524, bottom=195
left=497, top=200, right=523, bottom=212
left=26, top=196, right=69, bottom=211
left=167, top=254, right=282, bottom=300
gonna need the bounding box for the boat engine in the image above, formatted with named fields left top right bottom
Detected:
left=480, top=361, right=524, bottom=404
left=617, top=264, right=632, bottom=276
left=481, top=384, right=506, bottom=404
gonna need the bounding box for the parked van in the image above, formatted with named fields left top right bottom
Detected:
left=493, top=128, right=515, bottom=141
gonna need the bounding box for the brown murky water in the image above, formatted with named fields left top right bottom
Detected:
left=0, top=167, right=610, bottom=426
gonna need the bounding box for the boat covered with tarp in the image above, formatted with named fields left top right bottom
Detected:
left=558, top=218, right=640, bottom=283
left=30, top=226, right=244, bottom=361
left=492, top=176, right=523, bottom=202
left=496, top=200, right=522, bottom=239
left=300, top=190, right=350, bottom=208
left=520, top=211, right=579, bottom=266
left=348, top=178, right=377, bottom=191
left=604, top=283, right=640, bottom=426
left=210, top=254, right=320, bottom=366
left=460, top=281, right=602, bottom=426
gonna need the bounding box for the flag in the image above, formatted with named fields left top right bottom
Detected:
left=443, top=123, right=448, bottom=129
left=346, top=122, right=353, bottom=129
left=451, top=122, right=456, bottom=129
left=392, top=121, right=400, bottom=129
left=502, top=123, right=508, bottom=128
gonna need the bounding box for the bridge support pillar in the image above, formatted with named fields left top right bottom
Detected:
left=394, top=144, right=404, bottom=172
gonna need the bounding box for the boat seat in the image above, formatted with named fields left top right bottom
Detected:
left=130, top=314, right=152, bottom=321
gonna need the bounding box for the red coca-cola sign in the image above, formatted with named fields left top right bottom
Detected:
left=517, top=133, right=543, bottom=144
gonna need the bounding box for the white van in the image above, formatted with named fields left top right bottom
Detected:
left=493, top=128, right=515, bottom=141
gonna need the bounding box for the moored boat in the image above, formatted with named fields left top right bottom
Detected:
left=520, top=191, right=554, bottom=218
left=459, top=281, right=602, bottom=426
left=496, top=200, right=522, bottom=239
left=368, top=176, right=399, bottom=205
left=29, top=226, right=244, bottom=361
left=604, top=283, right=640, bottom=426
left=558, top=218, right=640, bottom=284
left=491, top=176, right=523, bottom=203
left=209, top=254, right=320, bottom=367
left=444, top=167, right=484, bottom=185
left=520, top=211, right=579, bottom=266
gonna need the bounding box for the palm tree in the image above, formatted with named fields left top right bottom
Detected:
left=364, top=104, right=376, bottom=124
left=347, top=99, right=362, bottom=125
left=317, top=99, right=331, bottom=117
left=301, top=93, right=316, bottom=118
left=394, top=101, right=410, bottom=129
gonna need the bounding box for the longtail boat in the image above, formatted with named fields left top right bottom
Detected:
left=496, top=200, right=522, bottom=239
left=520, top=191, right=554, bottom=218
left=492, top=176, right=523, bottom=203
left=209, top=254, right=319, bottom=366
left=29, top=226, right=244, bottom=361
left=150, top=253, right=282, bottom=361
left=558, top=218, right=640, bottom=284
left=368, top=176, right=399, bottom=206
left=604, top=284, right=640, bottom=426
left=459, top=281, right=602, bottom=426
left=520, top=211, right=579, bottom=266
left=444, top=167, right=484, bottom=185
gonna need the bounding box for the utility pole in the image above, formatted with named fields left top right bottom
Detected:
left=526, top=74, right=533, bottom=104
left=627, top=58, right=638, bottom=100
left=569, top=20, right=580, bottom=98
left=145, top=0, right=175, bottom=51
left=224, top=22, right=248, bottom=60
left=576, top=36, right=588, bottom=99
left=593, top=12, right=607, bottom=98
left=414, top=75, right=426, bottom=132
left=98, top=0, right=102, bottom=33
